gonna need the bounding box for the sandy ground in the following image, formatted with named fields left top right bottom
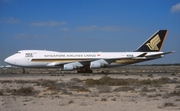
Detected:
left=0, top=71, right=180, bottom=111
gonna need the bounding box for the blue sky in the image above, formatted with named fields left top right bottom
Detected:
left=0, top=0, right=180, bottom=65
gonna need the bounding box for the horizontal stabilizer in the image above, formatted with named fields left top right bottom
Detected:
left=145, top=51, right=175, bottom=57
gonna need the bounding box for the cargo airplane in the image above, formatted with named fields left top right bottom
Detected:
left=4, top=30, right=174, bottom=73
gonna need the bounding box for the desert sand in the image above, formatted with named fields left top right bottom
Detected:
left=0, top=66, right=180, bottom=111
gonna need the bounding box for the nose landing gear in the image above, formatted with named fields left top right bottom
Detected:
left=22, top=68, right=27, bottom=74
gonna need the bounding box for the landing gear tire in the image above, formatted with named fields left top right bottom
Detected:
left=77, top=69, right=93, bottom=73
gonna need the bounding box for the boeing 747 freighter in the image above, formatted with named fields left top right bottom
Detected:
left=4, top=30, right=174, bottom=73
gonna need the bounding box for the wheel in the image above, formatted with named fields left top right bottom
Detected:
left=22, top=69, right=26, bottom=74
left=77, top=69, right=93, bottom=73
left=87, top=69, right=93, bottom=73
left=83, top=69, right=93, bottom=73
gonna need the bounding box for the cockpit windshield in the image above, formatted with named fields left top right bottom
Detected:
left=16, top=52, right=21, bottom=54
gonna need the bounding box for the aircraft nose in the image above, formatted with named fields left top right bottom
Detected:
left=4, top=57, right=10, bottom=64
left=4, top=56, right=15, bottom=65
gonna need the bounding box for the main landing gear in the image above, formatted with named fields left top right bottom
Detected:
left=77, top=68, right=93, bottom=73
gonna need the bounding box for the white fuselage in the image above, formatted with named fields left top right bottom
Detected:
left=4, top=50, right=163, bottom=69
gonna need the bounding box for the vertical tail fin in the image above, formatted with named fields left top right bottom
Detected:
left=136, top=30, right=168, bottom=52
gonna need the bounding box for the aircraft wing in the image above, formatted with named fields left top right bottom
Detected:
left=47, top=60, right=92, bottom=67
left=47, top=53, right=148, bottom=67
left=46, top=52, right=174, bottom=69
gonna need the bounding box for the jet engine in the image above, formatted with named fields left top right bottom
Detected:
left=90, top=61, right=103, bottom=69
left=61, top=64, right=74, bottom=71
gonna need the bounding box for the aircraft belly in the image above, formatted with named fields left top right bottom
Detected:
left=115, top=59, right=146, bottom=65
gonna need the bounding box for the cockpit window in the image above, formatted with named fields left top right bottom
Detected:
left=17, top=52, right=21, bottom=54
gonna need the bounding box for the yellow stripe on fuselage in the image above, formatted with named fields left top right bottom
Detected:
left=115, top=59, right=146, bottom=64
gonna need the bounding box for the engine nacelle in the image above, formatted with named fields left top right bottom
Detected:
left=90, top=62, right=102, bottom=69
left=61, top=64, right=74, bottom=71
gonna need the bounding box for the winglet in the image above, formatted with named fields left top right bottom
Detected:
left=136, top=30, right=168, bottom=52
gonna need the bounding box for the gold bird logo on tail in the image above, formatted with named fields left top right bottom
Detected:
left=146, top=34, right=161, bottom=50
